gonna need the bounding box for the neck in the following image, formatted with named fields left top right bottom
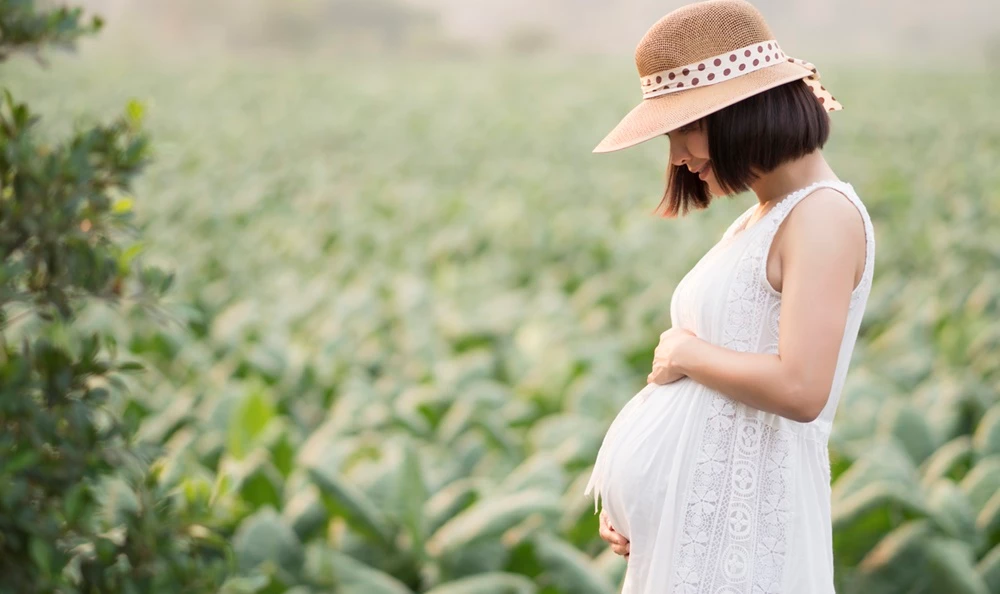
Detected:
left=749, top=150, right=838, bottom=206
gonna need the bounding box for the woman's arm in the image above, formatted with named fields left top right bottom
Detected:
left=654, top=189, right=866, bottom=423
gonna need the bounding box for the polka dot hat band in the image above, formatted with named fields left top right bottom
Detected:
left=593, top=0, right=843, bottom=154
left=639, top=39, right=842, bottom=111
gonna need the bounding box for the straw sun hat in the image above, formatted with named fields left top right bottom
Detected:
left=595, top=0, right=841, bottom=153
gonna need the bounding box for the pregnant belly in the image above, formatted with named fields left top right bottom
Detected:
left=592, top=377, right=714, bottom=540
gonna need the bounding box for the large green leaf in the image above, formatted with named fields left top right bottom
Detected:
left=558, top=472, right=601, bottom=547
left=831, top=441, right=918, bottom=504
left=926, top=479, right=979, bottom=548
left=975, top=489, right=1000, bottom=549
left=394, top=385, right=450, bottom=430
left=532, top=533, right=615, bottom=594
left=425, top=478, right=482, bottom=536
left=877, top=399, right=938, bottom=465
left=422, top=572, right=537, bottom=594
left=308, top=466, right=395, bottom=548
left=977, top=543, right=1000, bottom=594
left=295, top=419, right=350, bottom=477
left=257, top=417, right=300, bottom=478
left=526, top=413, right=603, bottom=462
left=426, top=489, right=560, bottom=558
left=399, top=440, right=429, bottom=558
left=499, top=453, right=566, bottom=496
left=474, top=416, right=520, bottom=459
left=832, top=482, right=928, bottom=533
left=436, top=399, right=478, bottom=445
left=435, top=540, right=512, bottom=580
left=233, top=507, right=305, bottom=577
left=452, top=433, right=490, bottom=478
left=920, top=435, right=974, bottom=487
left=391, top=407, right=433, bottom=439
left=348, top=447, right=410, bottom=523
left=218, top=574, right=271, bottom=594
left=924, top=387, right=978, bottom=445
left=227, top=384, right=277, bottom=459
left=310, top=549, right=413, bottom=594
left=853, top=519, right=933, bottom=592
left=832, top=482, right=928, bottom=568
left=973, top=404, right=1000, bottom=457
left=925, top=538, right=990, bottom=594
left=220, top=449, right=284, bottom=510
left=592, top=548, right=627, bottom=591
left=960, top=456, right=1000, bottom=512
left=282, top=486, right=328, bottom=542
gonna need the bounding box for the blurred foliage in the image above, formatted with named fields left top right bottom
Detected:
left=246, top=0, right=443, bottom=52
left=0, top=2, right=230, bottom=593
left=2, top=25, right=999, bottom=594
left=0, top=1, right=100, bottom=60
left=142, top=0, right=450, bottom=54
left=985, top=35, right=1000, bottom=73
left=503, top=26, right=556, bottom=57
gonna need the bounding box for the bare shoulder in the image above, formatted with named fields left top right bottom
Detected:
left=781, top=187, right=866, bottom=248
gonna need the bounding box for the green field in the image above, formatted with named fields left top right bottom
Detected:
left=5, top=50, right=1000, bottom=593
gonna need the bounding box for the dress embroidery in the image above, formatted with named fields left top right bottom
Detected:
left=669, top=181, right=875, bottom=594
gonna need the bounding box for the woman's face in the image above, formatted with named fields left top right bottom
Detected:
left=667, top=121, right=723, bottom=196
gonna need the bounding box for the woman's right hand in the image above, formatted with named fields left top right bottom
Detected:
left=599, top=509, right=630, bottom=558
left=648, top=327, right=696, bottom=385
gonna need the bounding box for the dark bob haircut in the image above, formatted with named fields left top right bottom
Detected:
left=659, top=79, right=831, bottom=217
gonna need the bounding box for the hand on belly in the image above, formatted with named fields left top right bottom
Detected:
left=599, top=508, right=631, bottom=559
left=648, top=327, right=697, bottom=385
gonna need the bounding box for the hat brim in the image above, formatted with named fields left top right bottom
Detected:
left=594, top=61, right=818, bottom=153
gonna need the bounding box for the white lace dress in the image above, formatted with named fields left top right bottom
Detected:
left=585, top=180, right=876, bottom=594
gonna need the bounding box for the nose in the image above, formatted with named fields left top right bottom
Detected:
left=669, top=141, right=690, bottom=168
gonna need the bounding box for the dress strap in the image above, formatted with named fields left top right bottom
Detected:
left=754, top=179, right=876, bottom=303
left=761, top=180, right=855, bottom=236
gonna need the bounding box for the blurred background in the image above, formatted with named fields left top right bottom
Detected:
left=2, top=0, right=1000, bottom=593
left=55, top=0, right=1000, bottom=60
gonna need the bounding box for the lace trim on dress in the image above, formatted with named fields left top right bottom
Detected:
left=669, top=180, right=872, bottom=594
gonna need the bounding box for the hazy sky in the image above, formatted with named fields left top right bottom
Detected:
left=73, top=0, right=1000, bottom=62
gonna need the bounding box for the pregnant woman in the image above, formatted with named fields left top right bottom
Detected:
left=583, top=1, right=875, bottom=593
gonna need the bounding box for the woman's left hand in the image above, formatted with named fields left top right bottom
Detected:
left=648, top=327, right=697, bottom=385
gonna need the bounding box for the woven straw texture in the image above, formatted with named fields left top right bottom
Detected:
left=595, top=0, right=825, bottom=153
left=636, top=0, right=773, bottom=76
